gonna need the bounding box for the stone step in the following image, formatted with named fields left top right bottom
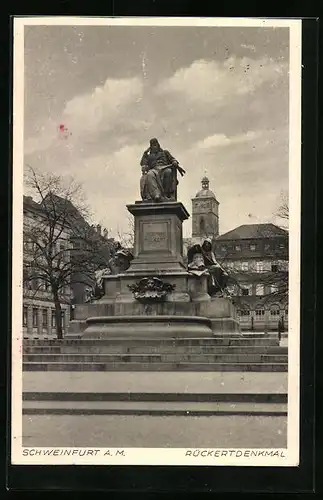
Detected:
left=23, top=345, right=287, bottom=355
left=23, top=353, right=288, bottom=363
left=23, top=361, right=288, bottom=372
left=23, top=337, right=280, bottom=347
left=22, top=399, right=287, bottom=416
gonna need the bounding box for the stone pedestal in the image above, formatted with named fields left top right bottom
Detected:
left=126, top=201, right=189, bottom=273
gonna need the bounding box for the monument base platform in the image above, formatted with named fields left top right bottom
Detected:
left=68, top=296, right=240, bottom=339
left=82, top=315, right=212, bottom=339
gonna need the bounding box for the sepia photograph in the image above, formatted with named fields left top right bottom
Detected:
left=12, top=17, right=301, bottom=467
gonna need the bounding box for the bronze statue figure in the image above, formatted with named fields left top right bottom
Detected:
left=187, top=239, right=229, bottom=297
left=140, top=138, right=185, bottom=202
left=93, top=248, right=134, bottom=300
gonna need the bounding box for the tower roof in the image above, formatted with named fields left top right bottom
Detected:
left=194, top=176, right=217, bottom=199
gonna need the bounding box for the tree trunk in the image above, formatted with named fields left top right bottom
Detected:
left=52, top=288, right=63, bottom=339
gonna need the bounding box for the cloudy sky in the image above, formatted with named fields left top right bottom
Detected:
left=24, top=23, right=289, bottom=238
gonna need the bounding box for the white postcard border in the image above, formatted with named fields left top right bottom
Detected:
left=11, top=16, right=302, bottom=467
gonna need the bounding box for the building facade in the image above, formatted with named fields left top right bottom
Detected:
left=214, top=224, right=288, bottom=331
left=23, top=196, right=71, bottom=338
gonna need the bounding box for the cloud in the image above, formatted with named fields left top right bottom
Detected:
left=63, top=76, right=143, bottom=134
left=195, top=131, right=263, bottom=150
left=25, top=76, right=144, bottom=156
left=157, top=56, right=287, bottom=104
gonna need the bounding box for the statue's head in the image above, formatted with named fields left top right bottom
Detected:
left=202, top=239, right=212, bottom=252
left=114, top=241, right=122, bottom=252
left=149, top=138, right=161, bottom=153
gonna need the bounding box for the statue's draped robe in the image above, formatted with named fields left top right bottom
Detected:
left=201, top=249, right=228, bottom=293
left=140, top=149, right=178, bottom=201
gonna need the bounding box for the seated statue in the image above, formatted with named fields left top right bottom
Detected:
left=187, top=244, right=209, bottom=277
left=93, top=248, right=134, bottom=300
left=140, top=138, right=185, bottom=202
left=187, top=239, right=229, bottom=297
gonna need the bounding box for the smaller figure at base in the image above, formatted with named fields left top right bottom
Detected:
left=187, top=239, right=229, bottom=297
left=93, top=248, right=134, bottom=300
left=201, top=238, right=229, bottom=296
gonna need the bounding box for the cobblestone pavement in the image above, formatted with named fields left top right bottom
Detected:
left=23, top=371, right=288, bottom=394
left=23, top=414, right=287, bottom=448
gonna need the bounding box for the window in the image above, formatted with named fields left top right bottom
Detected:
left=39, top=279, right=45, bottom=291
left=263, top=261, right=272, bottom=272
left=255, top=309, right=265, bottom=317
left=31, top=276, right=39, bottom=291
left=241, top=262, right=248, bottom=271
left=264, top=243, right=270, bottom=251
left=235, top=244, right=241, bottom=252
left=61, top=310, right=65, bottom=329
left=271, top=264, right=278, bottom=272
left=238, top=309, right=250, bottom=316
left=250, top=244, right=256, bottom=251
left=278, top=243, right=285, bottom=250
left=23, top=306, right=27, bottom=327
left=233, top=261, right=242, bottom=271
left=42, top=309, right=48, bottom=328
left=270, top=307, right=280, bottom=316
left=23, top=269, right=29, bottom=289
left=285, top=308, right=288, bottom=316
left=32, top=308, right=38, bottom=327
left=199, top=218, right=205, bottom=232
left=255, top=284, right=264, bottom=296
left=51, top=310, right=56, bottom=328
left=256, top=261, right=264, bottom=272
left=221, top=245, right=227, bottom=252
left=227, top=285, right=236, bottom=296
left=270, top=284, right=279, bottom=294
left=242, top=284, right=253, bottom=296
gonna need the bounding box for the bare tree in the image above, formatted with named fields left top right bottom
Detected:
left=23, top=166, right=113, bottom=339
left=275, top=190, right=289, bottom=229
left=116, top=213, right=134, bottom=249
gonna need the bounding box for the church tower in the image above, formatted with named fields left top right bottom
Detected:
left=191, top=176, right=219, bottom=241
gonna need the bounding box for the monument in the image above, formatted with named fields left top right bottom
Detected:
left=68, top=138, right=240, bottom=339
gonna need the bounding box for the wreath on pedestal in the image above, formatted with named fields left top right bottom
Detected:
left=128, top=277, right=176, bottom=302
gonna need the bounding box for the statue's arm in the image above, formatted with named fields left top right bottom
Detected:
left=165, top=150, right=186, bottom=175
left=140, top=149, right=150, bottom=166
left=164, top=150, right=178, bottom=165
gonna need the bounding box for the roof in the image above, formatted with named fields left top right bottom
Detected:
left=216, top=223, right=288, bottom=241
left=195, top=188, right=217, bottom=199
